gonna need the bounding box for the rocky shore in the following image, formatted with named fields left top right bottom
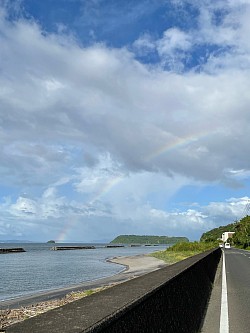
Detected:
left=0, top=287, right=109, bottom=329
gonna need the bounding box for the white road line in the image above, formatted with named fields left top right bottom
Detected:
left=220, top=250, right=229, bottom=333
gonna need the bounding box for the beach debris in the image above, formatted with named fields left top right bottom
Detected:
left=0, top=287, right=107, bottom=330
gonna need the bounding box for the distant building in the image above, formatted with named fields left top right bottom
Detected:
left=222, top=231, right=235, bottom=242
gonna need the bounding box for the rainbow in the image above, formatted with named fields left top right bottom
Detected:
left=145, top=130, right=213, bottom=161
left=89, top=175, right=123, bottom=204
left=57, top=217, right=78, bottom=243
left=56, top=129, right=216, bottom=241
left=56, top=175, right=123, bottom=242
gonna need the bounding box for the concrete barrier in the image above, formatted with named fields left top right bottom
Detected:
left=4, top=248, right=221, bottom=333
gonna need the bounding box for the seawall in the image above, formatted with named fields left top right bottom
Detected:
left=4, top=248, right=221, bottom=333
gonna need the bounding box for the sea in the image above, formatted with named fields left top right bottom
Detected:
left=0, top=243, right=167, bottom=302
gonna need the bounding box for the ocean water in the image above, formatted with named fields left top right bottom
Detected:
left=0, top=243, right=167, bottom=302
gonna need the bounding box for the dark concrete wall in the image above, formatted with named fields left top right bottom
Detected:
left=5, top=248, right=221, bottom=333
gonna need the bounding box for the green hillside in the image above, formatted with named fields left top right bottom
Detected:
left=232, top=216, right=250, bottom=248
left=200, top=222, right=237, bottom=243
left=110, top=235, right=189, bottom=245
left=200, top=216, right=250, bottom=249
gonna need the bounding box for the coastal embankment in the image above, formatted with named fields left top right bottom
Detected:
left=2, top=248, right=221, bottom=332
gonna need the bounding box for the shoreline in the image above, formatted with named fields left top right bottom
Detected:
left=0, top=254, right=167, bottom=310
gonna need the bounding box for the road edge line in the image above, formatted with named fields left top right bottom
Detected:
left=220, top=250, right=229, bottom=333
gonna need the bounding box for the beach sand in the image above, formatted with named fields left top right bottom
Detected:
left=0, top=254, right=167, bottom=329
left=109, top=254, right=167, bottom=275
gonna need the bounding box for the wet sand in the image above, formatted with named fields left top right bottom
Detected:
left=0, top=254, right=167, bottom=310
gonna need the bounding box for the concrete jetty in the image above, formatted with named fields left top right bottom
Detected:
left=0, top=248, right=26, bottom=254
left=50, top=246, right=96, bottom=251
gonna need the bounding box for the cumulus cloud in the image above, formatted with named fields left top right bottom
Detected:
left=1, top=4, right=250, bottom=184
left=1, top=185, right=248, bottom=241
left=1, top=1, right=250, bottom=241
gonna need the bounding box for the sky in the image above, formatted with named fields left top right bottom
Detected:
left=1, top=0, right=250, bottom=243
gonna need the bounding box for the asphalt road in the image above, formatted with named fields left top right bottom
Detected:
left=201, top=248, right=250, bottom=333
left=226, top=248, right=250, bottom=333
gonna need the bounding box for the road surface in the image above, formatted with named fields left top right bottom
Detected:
left=201, top=248, right=250, bottom=333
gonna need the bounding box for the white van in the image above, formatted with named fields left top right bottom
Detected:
left=225, top=243, right=231, bottom=249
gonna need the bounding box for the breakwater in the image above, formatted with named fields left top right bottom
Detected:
left=0, top=248, right=26, bottom=254
left=50, top=246, right=96, bottom=251
left=4, top=247, right=221, bottom=333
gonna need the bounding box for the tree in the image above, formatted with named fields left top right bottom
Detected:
left=232, top=216, right=250, bottom=248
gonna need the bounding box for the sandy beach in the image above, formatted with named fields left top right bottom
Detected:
left=0, top=254, right=167, bottom=329
left=109, top=254, right=167, bottom=275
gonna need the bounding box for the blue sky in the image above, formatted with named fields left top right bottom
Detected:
left=1, top=0, right=250, bottom=242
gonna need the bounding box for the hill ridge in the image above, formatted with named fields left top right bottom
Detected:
left=110, top=235, right=189, bottom=244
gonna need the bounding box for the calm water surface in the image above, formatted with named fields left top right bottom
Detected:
left=0, top=243, right=167, bottom=301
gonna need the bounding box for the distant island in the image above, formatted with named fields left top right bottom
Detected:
left=110, top=235, right=189, bottom=245
left=47, top=240, right=56, bottom=243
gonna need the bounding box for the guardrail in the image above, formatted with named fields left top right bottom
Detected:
left=4, top=248, right=221, bottom=333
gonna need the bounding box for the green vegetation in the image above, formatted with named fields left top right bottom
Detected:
left=200, top=222, right=237, bottom=243
left=152, top=216, right=250, bottom=265
left=200, top=216, right=250, bottom=249
left=152, top=241, right=217, bottom=264
left=166, top=241, right=217, bottom=252
left=232, top=216, right=250, bottom=249
left=110, top=235, right=189, bottom=245
left=151, top=241, right=216, bottom=264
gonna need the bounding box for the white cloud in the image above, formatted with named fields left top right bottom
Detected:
left=157, top=28, right=192, bottom=55
left=1, top=2, right=250, bottom=241
left=1, top=5, right=250, bottom=185
left=133, top=33, right=156, bottom=56
left=0, top=170, right=247, bottom=241
left=10, top=197, right=38, bottom=216
left=133, top=1, right=250, bottom=72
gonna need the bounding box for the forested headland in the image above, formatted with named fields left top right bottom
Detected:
left=110, top=235, right=189, bottom=245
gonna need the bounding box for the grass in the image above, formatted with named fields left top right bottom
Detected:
left=151, top=241, right=218, bottom=264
